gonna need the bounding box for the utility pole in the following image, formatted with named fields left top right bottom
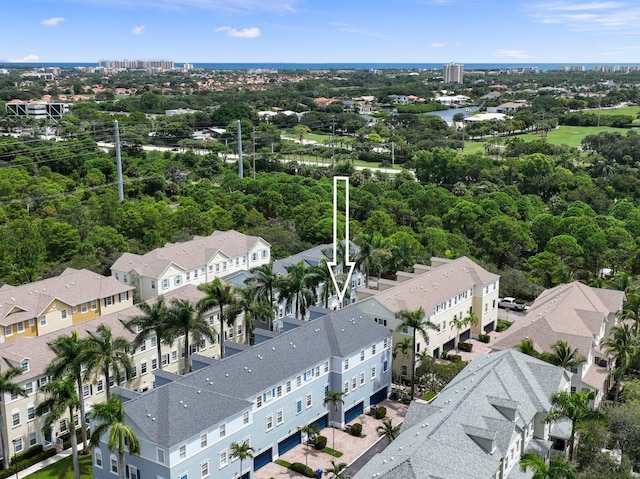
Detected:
left=237, top=120, right=243, bottom=179
left=331, top=115, right=336, bottom=168
left=114, top=120, right=124, bottom=201
left=391, top=141, right=395, bottom=167
left=252, top=126, right=256, bottom=180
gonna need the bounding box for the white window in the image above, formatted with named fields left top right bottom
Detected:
left=372, top=344, right=376, bottom=355
left=296, top=376, right=301, bottom=387
left=162, top=353, right=169, bottom=367
left=266, top=415, right=273, bottom=431
left=352, top=377, right=357, bottom=390
left=343, top=382, right=349, bottom=394
left=61, top=308, right=68, bottom=320
left=276, top=409, right=283, bottom=425
left=252, top=253, right=257, bottom=261
left=151, top=280, right=156, bottom=290
left=25, top=382, right=33, bottom=395
left=81, top=303, right=88, bottom=313
left=219, top=450, right=228, bottom=468
left=13, top=438, right=23, bottom=454
left=171, top=350, right=178, bottom=362
left=200, top=434, right=207, bottom=448
left=104, top=296, right=113, bottom=307
left=201, top=461, right=209, bottom=479
left=296, top=399, right=303, bottom=414
left=262, top=250, right=267, bottom=258
left=174, top=275, right=182, bottom=286
left=39, top=315, right=47, bottom=326
left=324, top=361, right=329, bottom=373
left=129, top=466, right=138, bottom=479
left=96, top=379, right=104, bottom=393
left=344, top=359, right=349, bottom=370
left=140, top=361, right=147, bottom=375
left=306, top=393, right=312, bottom=408
left=162, top=279, right=169, bottom=290
left=371, top=366, right=377, bottom=379
left=384, top=338, right=389, bottom=349
left=91, top=300, right=98, bottom=310
left=286, top=381, right=291, bottom=393
left=82, top=383, right=93, bottom=397
left=17, top=322, right=24, bottom=333
left=21, top=360, right=29, bottom=372
left=156, top=448, right=165, bottom=464
left=179, top=445, right=186, bottom=460
left=12, top=411, right=20, bottom=427
left=28, top=318, right=35, bottom=327
left=360, top=350, right=365, bottom=361
left=151, top=358, right=158, bottom=370
left=72, top=305, right=78, bottom=314
left=243, top=411, right=250, bottom=425
left=28, top=431, right=37, bottom=447
left=219, top=424, right=226, bottom=438
left=360, top=372, right=365, bottom=386
left=186, top=271, right=191, bottom=281
left=111, top=456, right=118, bottom=474
left=119, top=292, right=129, bottom=302
left=5, top=324, right=13, bottom=337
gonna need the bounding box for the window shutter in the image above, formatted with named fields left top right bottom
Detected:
left=125, top=466, right=129, bottom=479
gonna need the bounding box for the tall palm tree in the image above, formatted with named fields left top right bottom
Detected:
left=376, top=418, right=400, bottom=445
left=0, top=368, right=26, bottom=469
left=197, top=278, right=237, bottom=359
left=89, top=396, right=140, bottom=479
left=393, top=337, right=412, bottom=381
left=308, top=260, right=335, bottom=309
left=82, top=324, right=132, bottom=400
left=325, top=460, right=351, bottom=479
left=544, top=390, right=596, bottom=461
left=517, top=337, right=539, bottom=358
left=235, top=285, right=272, bottom=345
left=449, top=315, right=466, bottom=349
left=354, top=232, right=386, bottom=288
left=549, top=339, right=585, bottom=370
left=249, top=263, right=278, bottom=331
left=298, top=423, right=320, bottom=466
left=35, top=374, right=81, bottom=479
left=395, top=307, right=438, bottom=400
left=230, top=439, right=254, bottom=479
left=519, top=450, right=577, bottom=479
left=123, top=296, right=169, bottom=371
left=280, top=260, right=316, bottom=320
left=167, top=298, right=218, bottom=373
left=323, top=390, right=345, bottom=452
left=600, top=322, right=638, bottom=401
left=47, top=331, right=90, bottom=453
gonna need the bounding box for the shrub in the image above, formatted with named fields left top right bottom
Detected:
left=375, top=406, right=387, bottom=419
left=449, top=354, right=462, bottom=363
left=478, top=333, right=490, bottom=343
left=496, top=320, right=514, bottom=332
left=290, top=462, right=316, bottom=478
left=1, top=448, right=58, bottom=477
left=458, top=342, right=473, bottom=352
left=350, top=423, right=363, bottom=437
left=314, top=435, right=327, bottom=450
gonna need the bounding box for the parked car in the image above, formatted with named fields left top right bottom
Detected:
left=498, top=297, right=526, bottom=311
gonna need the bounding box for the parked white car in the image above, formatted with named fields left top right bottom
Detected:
left=498, top=297, right=526, bottom=311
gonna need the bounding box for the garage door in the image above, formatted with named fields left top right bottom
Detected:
left=344, top=402, right=364, bottom=423
left=253, top=448, right=272, bottom=471
left=278, top=431, right=301, bottom=456
left=312, top=414, right=328, bottom=430
left=370, top=387, right=388, bottom=405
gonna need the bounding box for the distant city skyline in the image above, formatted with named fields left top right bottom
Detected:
left=2, top=0, right=640, bottom=64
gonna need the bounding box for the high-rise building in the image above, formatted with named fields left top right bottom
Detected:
left=443, top=62, right=464, bottom=84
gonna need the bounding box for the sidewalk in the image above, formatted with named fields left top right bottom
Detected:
left=13, top=444, right=87, bottom=479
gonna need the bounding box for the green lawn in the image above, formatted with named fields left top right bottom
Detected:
left=24, top=454, right=92, bottom=479
left=591, top=105, right=640, bottom=117
left=519, top=125, right=623, bottom=148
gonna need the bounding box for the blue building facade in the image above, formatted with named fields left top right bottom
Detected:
left=92, top=305, right=392, bottom=479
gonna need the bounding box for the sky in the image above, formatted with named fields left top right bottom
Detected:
left=2, top=0, right=640, bottom=64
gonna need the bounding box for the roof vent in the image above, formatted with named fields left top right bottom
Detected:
left=197, top=390, right=201, bottom=393
left=152, top=417, right=156, bottom=421
left=225, top=373, right=229, bottom=377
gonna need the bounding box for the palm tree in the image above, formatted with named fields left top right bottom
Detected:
left=280, top=260, right=316, bottom=320
left=600, top=322, right=638, bottom=401
left=89, top=396, right=140, bottom=479
left=449, top=315, right=466, bottom=349
left=197, top=278, right=237, bottom=359
left=393, top=337, right=412, bottom=381
left=35, top=374, right=81, bottom=479
left=395, top=307, right=439, bottom=400
left=249, top=263, right=278, bottom=330
left=123, top=296, right=169, bottom=371
left=517, top=337, right=539, bottom=358
left=298, top=423, right=320, bottom=466
left=0, top=368, right=26, bottom=469
left=46, top=331, right=90, bottom=453
left=544, top=389, right=596, bottom=462
left=308, top=260, right=335, bottom=309
left=234, top=285, right=272, bottom=345
left=354, top=232, right=386, bottom=288
left=376, top=418, right=400, bottom=444
left=325, top=460, right=350, bottom=479
left=82, top=324, right=132, bottom=400
left=323, top=390, right=345, bottom=452
left=549, top=339, right=585, bottom=370
left=230, top=439, right=254, bottom=479
left=167, top=298, right=217, bottom=373
left=519, top=450, right=577, bottom=479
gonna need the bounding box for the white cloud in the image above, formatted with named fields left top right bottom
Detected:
left=493, top=49, right=531, bottom=59
left=7, top=54, right=40, bottom=63
left=132, top=25, right=145, bottom=35
left=527, top=1, right=640, bottom=34
left=41, top=17, right=65, bottom=26
left=215, top=26, right=261, bottom=38
left=431, top=42, right=446, bottom=47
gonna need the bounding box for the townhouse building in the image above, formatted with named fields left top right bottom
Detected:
left=356, top=256, right=500, bottom=379
left=111, top=230, right=271, bottom=301
left=92, top=305, right=393, bottom=479
left=353, top=349, right=573, bottom=479
left=0, top=268, right=134, bottom=343
left=491, top=281, right=625, bottom=406
left=0, top=285, right=245, bottom=462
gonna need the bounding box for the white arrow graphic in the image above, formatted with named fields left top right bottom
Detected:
left=328, top=176, right=355, bottom=305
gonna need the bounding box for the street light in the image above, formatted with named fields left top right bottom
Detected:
left=12, top=439, right=20, bottom=479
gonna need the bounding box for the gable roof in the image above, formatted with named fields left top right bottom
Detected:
left=364, top=256, right=499, bottom=315
left=124, top=304, right=391, bottom=447
left=0, top=268, right=134, bottom=326
left=111, top=230, right=269, bottom=277
left=491, top=282, right=625, bottom=357
left=353, top=350, right=571, bottom=479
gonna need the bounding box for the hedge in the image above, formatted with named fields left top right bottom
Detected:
left=290, top=462, right=316, bottom=478
left=478, top=334, right=491, bottom=343
left=350, top=423, right=362, bottom=437
left=314, top=435, right=327, bottom=450
left=0, top=448, right=58, bottom=478
left=458, top=342, right=473, bottom=352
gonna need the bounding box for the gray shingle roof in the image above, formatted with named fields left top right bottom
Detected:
left=124, top=304, right=390, bottom=447
left=353, top=350, right=570, bottom=479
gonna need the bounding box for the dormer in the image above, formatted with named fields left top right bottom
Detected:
left=463, top=424, right=497, bottom=453
left=488, top=396, right=519, bottom=422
